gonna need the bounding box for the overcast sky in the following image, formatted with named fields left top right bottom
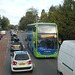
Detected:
left=0, top=0, right=63, bottom=25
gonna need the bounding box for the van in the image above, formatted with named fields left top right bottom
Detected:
left=58, top=40, right=75, bottom=75
left=1, top=30, right=6, bottom=35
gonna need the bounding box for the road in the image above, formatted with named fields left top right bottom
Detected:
left=3, top=32, right=58, bottom=75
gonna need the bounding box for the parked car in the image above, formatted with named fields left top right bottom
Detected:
left=0, top=34, right=3, bottom=38
left=58, top=40, right=75, bottom=75
left=1, top=30, right=6, bottom=35
left=0, top=36, right=1, bottom=40
left=10, top=51, right=33, bottom=73
left=10, top=41, right=23, bottom=52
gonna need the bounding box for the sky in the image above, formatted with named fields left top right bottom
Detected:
left=0, top=0, right=63, bottom=25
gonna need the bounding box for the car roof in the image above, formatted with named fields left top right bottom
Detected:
left=14, top=51, right=28, bottom=55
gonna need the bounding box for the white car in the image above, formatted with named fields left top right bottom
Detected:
left=10, top=51, right=33, bottom=73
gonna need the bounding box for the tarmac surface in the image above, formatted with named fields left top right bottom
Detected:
left=0, top=34, right=9, bottom=75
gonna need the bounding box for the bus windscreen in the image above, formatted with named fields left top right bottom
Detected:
left=38, top=24, right=57, bottom=33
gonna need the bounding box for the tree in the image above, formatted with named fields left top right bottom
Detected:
left=40, top=9, right=48, bottom=22
left=1, top=16, right=10, bottom=30
left=41, top=9, right=45, bottom=14
left=48, top=6, right=57, bottom=23
left=19, top=16, right=26, bottom=30
left=8, top=25, right=15, bottom=29
left=19, top=7, right=38, bottom=30
left=47, top=0, right=75, bottom=40
left=0, top=15, right=1, bottom=30
left=49, top=5, right=57, bottom=12
left=27, top=7, right=39, bottom=23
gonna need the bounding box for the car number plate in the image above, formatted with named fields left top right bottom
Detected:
left=19, top=63, right=26, bottom=65
left=15, top=46, right=19, bottom=48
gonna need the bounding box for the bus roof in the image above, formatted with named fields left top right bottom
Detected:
left=27, top=23, right=57, bottom=26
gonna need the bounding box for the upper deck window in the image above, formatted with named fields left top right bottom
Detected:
left=38, top=24, right=57, bottom=33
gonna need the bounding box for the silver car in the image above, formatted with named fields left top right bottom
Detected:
left=10, top=51, right=33, bottom=73
left=10, top=41, right=23, bottom=52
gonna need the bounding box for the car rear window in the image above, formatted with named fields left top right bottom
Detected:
left=15, top=54, right=29, bottom=60
left=12, top=42, right=21, bottom=45
left=14, top=39, right=19, bottom=42
left=13, top=34, right=17, bottom=37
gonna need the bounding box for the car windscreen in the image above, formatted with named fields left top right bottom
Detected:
left=15, top=54, right=29, bottom=60
left=12, top=42, right=21, bottom=45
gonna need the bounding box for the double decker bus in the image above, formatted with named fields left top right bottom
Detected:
left=26, top=23, right=59, bottom=58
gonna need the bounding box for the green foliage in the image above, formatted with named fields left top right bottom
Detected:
left=40, top=12, right=48, bottom=22
left=40, top=0, right=75, bottom=40
left=19, top=0, right=75, bottom=40
left=19, top=7, right=38, bottom=30
left=0, top=16, right=10, bottom=30
left=8, top=25, right=15, bottom=29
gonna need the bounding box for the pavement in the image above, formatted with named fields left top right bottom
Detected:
left=0, top=34, right=9, bottom=75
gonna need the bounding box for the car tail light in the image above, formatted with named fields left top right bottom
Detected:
left=13, top=61, right=17, bottom=65
left=11, top=45, right=15, bottom=47
left=27, top=60, right=31, bottom=64
left=20, top=45, right=22, bottom=47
